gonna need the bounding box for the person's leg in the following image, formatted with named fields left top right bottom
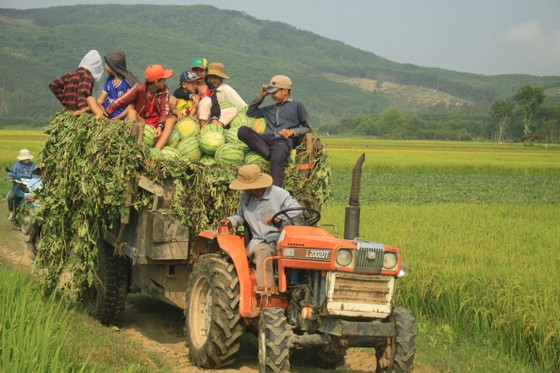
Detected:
left=217, top=107, right=238, bottom=126
left=154, top=116, right=177, bottom=150
left=238, top=127, right=271, bottom=158
left=252, top=243, right=276, bottom=289
left=269, top=138, right=291, bottom=187
left=6, top=190, right=14, bottom=220
left=197, top=97, right=212, bottom=127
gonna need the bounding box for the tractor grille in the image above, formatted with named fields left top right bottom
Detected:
left=331, top=273, right=392, bottom=304
left=354, top=241, right=385, bottom=273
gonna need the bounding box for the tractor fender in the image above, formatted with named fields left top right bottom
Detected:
left=195, top=231, right=256, bottom=317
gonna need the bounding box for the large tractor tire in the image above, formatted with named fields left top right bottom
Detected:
left=82, top=240, right=129, bottom=325
left=376, top=307, right=416, bottom=373
left=185, top=254, right=244, bottom=368
left=258, top=308, right=291, bottom=373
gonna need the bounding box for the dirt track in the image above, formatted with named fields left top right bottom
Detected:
left=0, top=212, right=429, bottom=373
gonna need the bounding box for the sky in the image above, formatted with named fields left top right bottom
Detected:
left=1, top=0, right=559, bottom=76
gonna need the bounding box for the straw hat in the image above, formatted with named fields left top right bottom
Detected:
left=17, top=149, right=33, bottom=161
left=229, top=164, right=273, bottom=190
left=207, top=62, right=230, bottom=79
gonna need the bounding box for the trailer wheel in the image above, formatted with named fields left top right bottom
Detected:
left=315, top=337, right=347, bottom=368
left=185, top=254, right=244, bottom=368
left=82, top=241, right=128, bottom=325
left=377, top=307, right=416, bottom=373
left=258, top=308, right=291, bottom=373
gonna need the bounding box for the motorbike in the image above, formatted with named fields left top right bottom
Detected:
left=5, top=166, right=43, bottom=255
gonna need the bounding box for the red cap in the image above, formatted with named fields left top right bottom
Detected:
left=144, top=64, right=174, bottom=82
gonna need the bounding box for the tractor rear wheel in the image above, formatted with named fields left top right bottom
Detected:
left=82, top=240, right=128, bottom=325
left=258, top=308, right=291, bottom=373
left=185, top=254, right=244, bottom=368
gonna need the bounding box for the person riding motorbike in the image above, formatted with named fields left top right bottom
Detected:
left=6, top=149, right=37, bottom=222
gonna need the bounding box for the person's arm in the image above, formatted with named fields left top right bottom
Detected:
left=246, top=85, right=268, bottom=118
left=156, top=88, right=171, bottom=127
left=106, top=84, right=137, bottom=116
left=49, top=76, right=66, bottom=106
left=6, top=163, right=17, bottom=180
left=280, top=101, right=311, bottom=138
left=76, top=70, right=94, bottom=110
left=222, top=85, right=247, bottom=111
left=97, top=91, right=108, bottom=105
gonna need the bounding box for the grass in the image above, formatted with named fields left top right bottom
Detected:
left=2, top=130, right=559, bottom=371
left=320, top=137, right=560, bottom=371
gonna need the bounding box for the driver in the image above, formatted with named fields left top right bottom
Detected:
left=6, top=149, right=36, bottom=221
left=220, top=164, right=302, bottom=292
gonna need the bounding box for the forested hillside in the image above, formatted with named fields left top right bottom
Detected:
left=1, top=4, right=559, bottom=140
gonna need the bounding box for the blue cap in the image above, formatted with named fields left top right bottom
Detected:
left=180, top=70, right=200, bottom=83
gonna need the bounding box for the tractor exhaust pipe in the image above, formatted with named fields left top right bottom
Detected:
left=344, top=153, right=365, bottom=240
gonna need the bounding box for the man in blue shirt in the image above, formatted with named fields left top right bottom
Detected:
left=239, top=75, right=311, bottom=187
left=220, top=164, right=302, bottom=290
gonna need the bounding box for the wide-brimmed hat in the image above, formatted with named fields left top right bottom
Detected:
left=229, top=164, right=273, bottom=190
left=207, top=62, right=229, bottom=79
left=265, top=75, right=293, bottom=93
left=144, top=64, right=174, bottom=83
left=17, top=149, right=33, bottom=161
left=104, top=50, right=140, bottom=86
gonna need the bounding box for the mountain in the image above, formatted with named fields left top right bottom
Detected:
left=1, top=4, right=559, bottom=127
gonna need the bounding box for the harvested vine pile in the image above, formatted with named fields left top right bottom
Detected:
left=35, top=111, right=331, bottom=296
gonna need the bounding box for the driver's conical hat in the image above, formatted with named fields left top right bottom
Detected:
left=229, top=164, right=273, bottom=190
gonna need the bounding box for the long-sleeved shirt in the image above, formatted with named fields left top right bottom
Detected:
left=7, top=161, right=36, bottom=193
left=106, top=82, right=170, bottom=127
left=227, top=186, right=302, bottom=256
left=246, top=97, right=312, bottom=141
left=215, top=84, right=247, bottom=110
left=49, top=67, right=94, bottom=110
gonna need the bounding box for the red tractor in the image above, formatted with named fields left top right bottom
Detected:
left=185, top=155, right=416, bottom=372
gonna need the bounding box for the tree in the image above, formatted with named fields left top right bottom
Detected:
left=513, top=84, right=545, bottom=142
left=489, top=98, right=514, bottom=142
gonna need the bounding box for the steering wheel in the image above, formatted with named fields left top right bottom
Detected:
left=271, top=207, right=321, bottom=227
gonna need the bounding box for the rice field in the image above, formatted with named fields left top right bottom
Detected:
left=1, top=131, right=559, bottom=370
left=321, top=137, right=560, bottom=371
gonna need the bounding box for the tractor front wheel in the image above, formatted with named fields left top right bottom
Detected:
left=185, top=254, right=244, bottom=368
left=258, top=307, right=291, bottom=373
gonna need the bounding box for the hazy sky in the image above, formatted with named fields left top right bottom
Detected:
left=2, top=0, right=559, bottom=76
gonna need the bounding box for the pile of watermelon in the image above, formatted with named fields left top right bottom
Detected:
left=143, top=107, right=271, bottom=166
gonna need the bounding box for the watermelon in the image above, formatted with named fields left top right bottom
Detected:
left=161, top=146, right=182, bottom=161
left=199, top=155, right=216, bottom=165
left=147, top=147, right=163, bottom=160
left=166, top=129, right=181, bottom=148
left=219, top=101, right=235, bottom=109
left=143, top=124, right=156, bottom=147
left=177, top=137, right=202, bottom=161
left=225, top=127, right=250, bottom=150
left=175, top=118, right=199, bottom=139
left=230, top=112, right=253, bottom=128
left=199, top=131, right=225, bottom=155
left=252, top=118, right=266, bottom=134
left=200, top=123, right=225, bottom=136
left=214, top=144, right=246, bottom=165
left=244, top=151, right=268, bottom=166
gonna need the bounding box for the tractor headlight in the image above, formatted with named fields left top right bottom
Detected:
left=383, top=252, right=398, bottom=270
left=336, top=249, right=353, bottom=267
